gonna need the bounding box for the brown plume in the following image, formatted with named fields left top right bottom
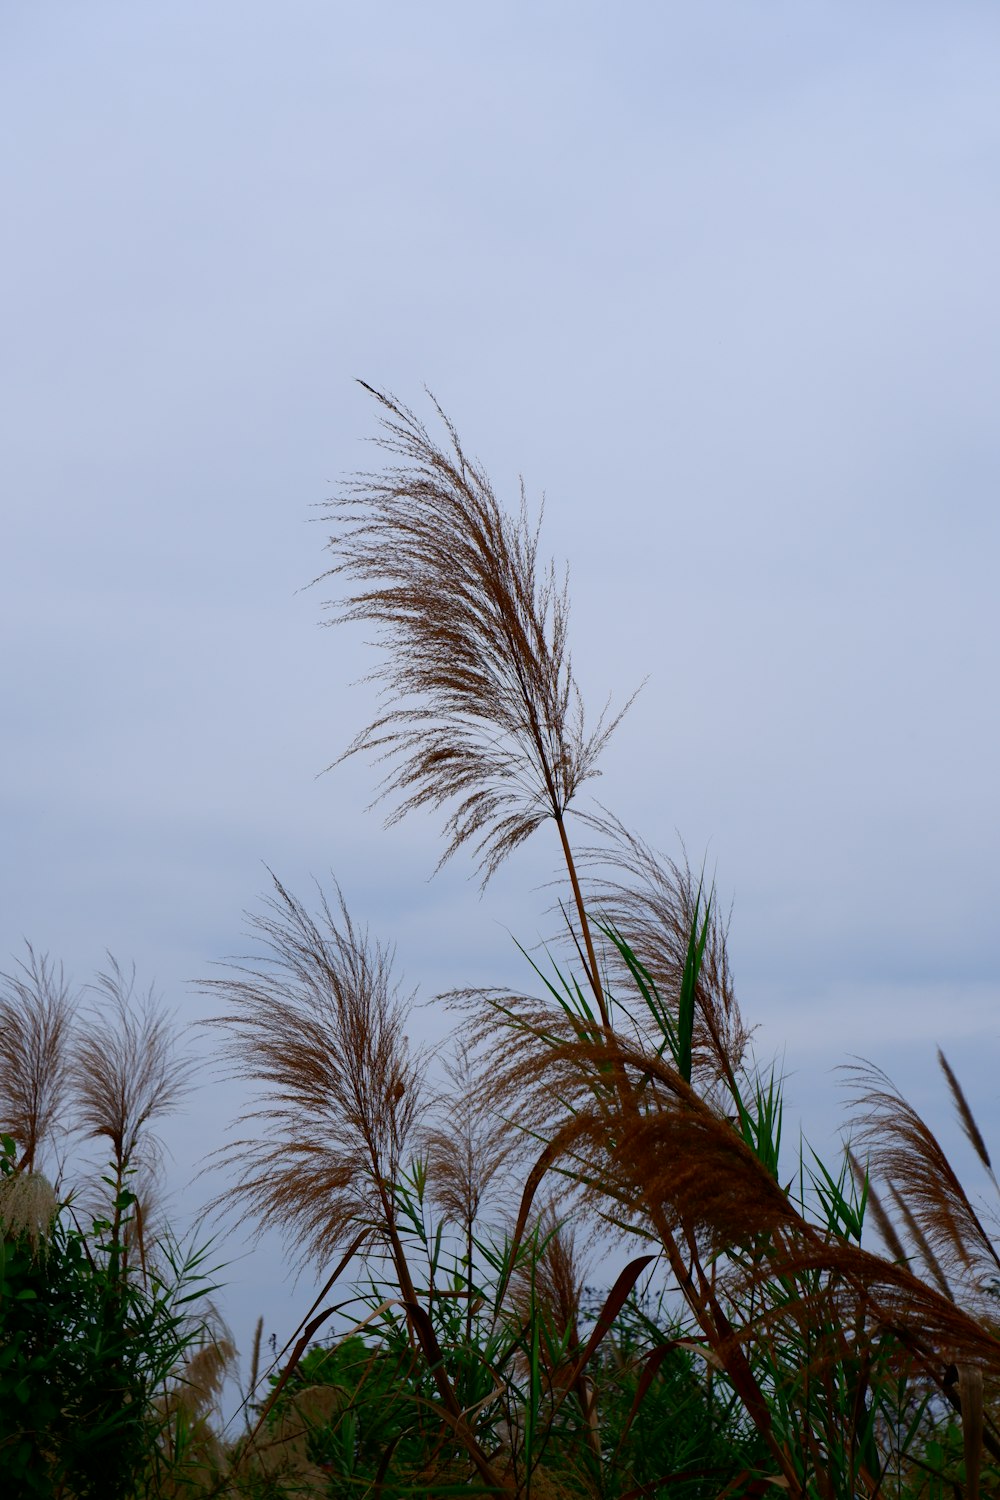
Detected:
left=155, top=1330, right=237, bottom=1488
left=742, top=1237, right=1000, bottom=1372
left=421, top=1038, right=512, bottom=1234
left=316, top=384, right=633, bottom=885
left=204, top=873, right=425, bottom=1267
left=574, top=814, right=753, bottom=1084
left=0, top=945, right=76, bottom=1173
left=603, top=1050, right=797, bottom=1250
left=846, top=1059, right=1000, bottom=1293
left=888, top=1181, right=954, bottom=1301
left=508, top=1207, right=601, bottom=1464
left=70, top=955, right=195, bottom=1178
left=848, top=1148, right=908, bottom=1265
left=467, top=1001, right=797, bottom=1253
left=510, top=1205, right=588, bottom=1358
left=938, top=1048, right=997, bottom=1185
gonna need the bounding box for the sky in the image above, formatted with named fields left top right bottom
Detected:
left=2, top=0, right=999, bottom=1413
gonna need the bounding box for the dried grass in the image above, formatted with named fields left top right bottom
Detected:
left=9, top=390, right=999, bottom=1495
left=0, top=944, right=76, bottom=1172
left=846, top=1059, right=1000, bottom=1293
left=315, top=383, right=634, bottom=888
left=421, top=1038, right=513, bottom=1234
left=204, top=873, right=425, bottom=1267
left=70, top=955, right=196, bottom=1176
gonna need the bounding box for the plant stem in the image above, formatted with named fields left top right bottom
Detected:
left=554, top=812, right=608, bottom=1030
left=549, top=814, right=804, bottom=1495
left=377, top=1176, right=512, bottom=1494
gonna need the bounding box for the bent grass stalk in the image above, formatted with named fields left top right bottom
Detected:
left=311, top=387, right=805, bottom=1487
left=11, top=390, right=1000, bottom=1496
left=315, top=388, right=1000, bottom=1495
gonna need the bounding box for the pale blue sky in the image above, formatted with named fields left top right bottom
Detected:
left=2, top=1, right=999, bottom=1404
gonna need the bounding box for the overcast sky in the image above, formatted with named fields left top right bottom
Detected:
left=3, top=1, right=999, bottom=1404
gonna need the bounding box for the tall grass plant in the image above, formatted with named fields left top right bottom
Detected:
left=4, top=389, right=999, bottom=1496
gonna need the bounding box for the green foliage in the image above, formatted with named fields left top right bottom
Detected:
left=584, top=1287, right=772, bottom=1498
left=265, top=1335, right=436, bottom=1491
left=0, top=1135, right=220, bottom=1499
left=8, top=393, right=1000, bottom=1498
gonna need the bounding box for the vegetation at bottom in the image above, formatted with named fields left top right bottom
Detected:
left=3, top=388, right=1000, bottom=1497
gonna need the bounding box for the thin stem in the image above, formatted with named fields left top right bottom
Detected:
left=549, top=812, right=803, bottom=1494
left=466, top=1216, right=475, bottom=1353
left=554, top=812, right=608, bottom=1029
left=376, top=1175, right=512, bottom=1494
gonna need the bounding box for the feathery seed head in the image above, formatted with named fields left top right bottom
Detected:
left=316, top=385, right=633, bottom=884
left=575, top=815, right=753, bottom=1083
left=0, top=1170, right=58, bottom=1252
left=421, top=1039, right=512, bottom=1231
left=846, top=1058, right=1000, bottom=1295
left=69, top=956, right=195, bottom=1175
left=204, top=873, right=426, bottom=1267
left=0, top=945, right=76, bottom=1173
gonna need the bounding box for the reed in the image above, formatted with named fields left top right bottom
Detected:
left=0, top=953, right=220, bottom=1499
left=6, top=389, right=999, bottom=1497
left=326, top=390, right=1000, bottom=1495
left=0, top=944, right=76, bottom=1175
